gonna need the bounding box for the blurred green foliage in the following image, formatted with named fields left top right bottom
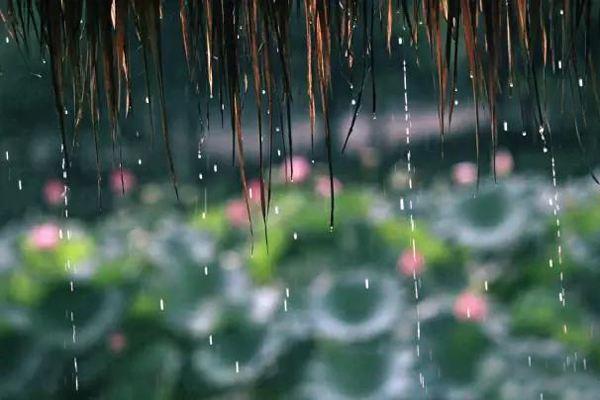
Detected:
left=0, top=173, right=600, bottom=399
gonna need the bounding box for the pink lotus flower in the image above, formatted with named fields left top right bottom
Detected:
left=281, top=156, right=311, bottom=183
left=43, top=179, right=65, bottom=206
left=452, top=162, right=478, bottom=186
left=397, top=249, right=425, bottom=277
left=453, top=292, right=488, bottom=322
left=110, top=168, right=136, bottom=195
left=315, top=176, right=343, bottom=198
left=493, top=149, right=514, bottom=177
left=226, top=199, right=250, bottom=228
left=107, top=332, right=127, bottom=354
left=28, top=223, right=60, bottom=251
left=247, top=179, right=265, bottom=205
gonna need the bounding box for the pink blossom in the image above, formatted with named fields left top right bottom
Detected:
left=43, top=179, right=65, bottom=206
left=314, top=176, right=343, bottom=198
left=107, top=332, right=127, bottom=354
left=397, top=249, right=425, bottom=277
left=226, top=199, right=250, bottom=228
left=281, top=156, right=311, bottom=183
left=247, top=179, right=265, bottom=205
left=453, top=292, right=488, bottom=322
left=451, top=162, right=478, bottom=186
left=494, top=149, right=514, bottom=177
left=28, top=223, right=60, bottom=251
left=110, top=168, right=136, bottom=195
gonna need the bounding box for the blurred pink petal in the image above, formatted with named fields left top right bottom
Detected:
left=281, top=156, right=311, bottom=183
left=43, top=179, right=65, bottom=206
left=315, top=176, right=343, bottom=198
left=452, top=162, right=477, bottom=186
left=28, top=223, right=60, bottom=251
left=226, top=199, right=250, bottom=228
left=494, top=149, right=514, bottom=177
left=397, top=249, right=425, bottom=277
left=453, top=292, right=488, bottom=322
left=107, top=332, right=127, bottom=354
left=247, top=179, right=265, bottom=205
left=110, top=168, right=137, bottom=195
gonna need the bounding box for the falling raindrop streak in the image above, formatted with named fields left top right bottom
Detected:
left=538, top=125, right=568, bottom=351
left=401, top=48, right=425, bottom=391
left=4, top=150, right=12, bottom=181
left=283, top=287, right=290, bottom=312
left=59, top=143, right=79, bottom=392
